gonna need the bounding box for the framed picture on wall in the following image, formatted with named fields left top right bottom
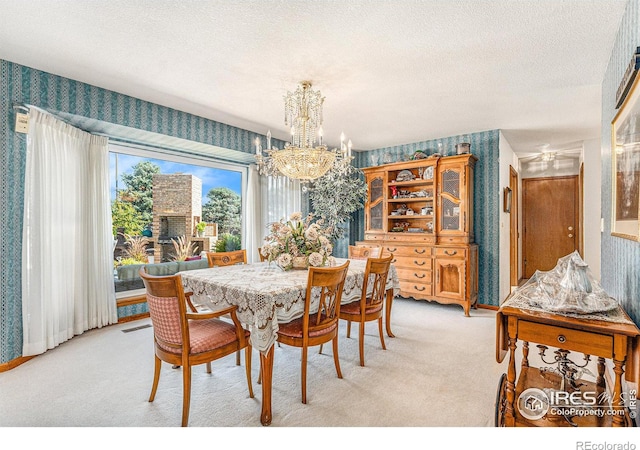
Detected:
left=503, top=187, right=512, bottom=213
left=611, top=70, right=640, bottom=241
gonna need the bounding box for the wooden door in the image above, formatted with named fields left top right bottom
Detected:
left=522, top=176, right=578, bottom=279
left=435, top=155, right=476, bottom=244
left=434, top=258, right=465, bottom=300
left=365, top=171, right=385, bottom=233
left=437, top=164, right=463, bottom=237
left=509, top=166, right=519, bottom=287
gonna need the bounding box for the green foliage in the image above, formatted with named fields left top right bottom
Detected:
left=119, top=161, right=160, bottom=226
left=202, top=187, right=241, bottom=235
left=196, top=221, right=207, bottom=232
left=111, top=200, right=145, bottom=236
left=215, top=233, right=242, bottom=252
left=309, top=165, right=367, bottom=241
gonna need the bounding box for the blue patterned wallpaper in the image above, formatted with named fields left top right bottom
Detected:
left=354, top=130, right=501, bottom=308
left=600, top=0, right=640, bottom=326
left=0, top=59, right=277, bottom=363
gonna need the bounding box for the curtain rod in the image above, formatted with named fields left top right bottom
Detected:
left=12, top=104, right=30, bottom=113
left=12, top=104, right=250, bottom=169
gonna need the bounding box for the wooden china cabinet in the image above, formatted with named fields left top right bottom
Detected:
left=358, top=154, right=478, bottom=316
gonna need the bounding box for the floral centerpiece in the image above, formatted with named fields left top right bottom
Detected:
left=261, top=212, right=334, bottom=270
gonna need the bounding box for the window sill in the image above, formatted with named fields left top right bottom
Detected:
left=116, top=288, right=145, bottom=300
left=116, top=289, right=147, bottom=308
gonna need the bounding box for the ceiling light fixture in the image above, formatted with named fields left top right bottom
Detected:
left=541, top=151, right=556, bottom=162
left=255, top=81, right=352, bottom=182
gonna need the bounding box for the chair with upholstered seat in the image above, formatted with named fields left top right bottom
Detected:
left=348, top=244, right=383, bottom=259
left=206, top=249, right=247, bottom=267
left=205, top=249, right=248, bottom=365
left=276, top=261, right=350, bottom=404
left=258, top=247, right=268, bottom=262
left=339, top=255, right=393, bottom=366
left=139, top=268, right=253, bottom=427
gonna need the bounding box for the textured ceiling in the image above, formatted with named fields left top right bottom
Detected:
left=0, top=0, right=628, bottom=154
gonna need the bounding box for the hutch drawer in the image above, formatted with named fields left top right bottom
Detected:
left=434, top=247, right=467, bottom=259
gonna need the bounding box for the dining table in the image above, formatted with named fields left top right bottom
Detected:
left=179, top=257, right=400, bottom=426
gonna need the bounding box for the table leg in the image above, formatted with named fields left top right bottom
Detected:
left=259, top=346, right=274, bottom=426
left=612, top=358, right=625, bottom=427
left=385, top=289, right=395, bottom=338
left=505, top=336, right=517, bottom=427
left=521, top=341, right=529, bottom=368
left=596, top=357, right=606, bottom=389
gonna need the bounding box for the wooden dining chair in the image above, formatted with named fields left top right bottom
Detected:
left=139, top=268, right=253, bottom=427
left=206, top=249, right=247, bottom=267
left=258, top=247, right=268, bottom=262
left=205, top=249, right=247, bottom=366
left=276, top=261, right=351, bottom=404
left=339, top=255, right=393, bottom=366
left=348, top=244, right=383, bottom=259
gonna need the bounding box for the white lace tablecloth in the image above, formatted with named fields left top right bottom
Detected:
left=179, top=258, right=400, bottom=354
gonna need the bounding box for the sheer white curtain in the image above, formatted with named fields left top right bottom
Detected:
left=260, top=174, right=301, bottom=232
left=244, top=165, right=262, bottom=263
left=22, top=109, right=118, bottom=356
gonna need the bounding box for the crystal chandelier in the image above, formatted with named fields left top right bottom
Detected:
left=255, top=81, right=353, bottom=181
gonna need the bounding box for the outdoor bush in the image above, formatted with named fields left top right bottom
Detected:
left=115, top=257, right=145, bottom=267
left=122, top=234, right=150, bottom=262
left=171, top=236, right=197, bottom=261
left=215, top=233, right=241, bottom=252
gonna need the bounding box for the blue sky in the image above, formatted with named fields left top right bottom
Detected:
left=109, top=153, right=242, bottom=205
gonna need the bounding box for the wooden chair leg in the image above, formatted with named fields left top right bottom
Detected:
left=245, top=345, right=254, bottom=398
left=346, top=320, right=351, bottom=338
left=359, top=321, right=366, bottom=367
left=181, top=363, right=192, bottom=427
left=206, top=362, right=212, bottom=374
left=149, top=355, right=162, bottom=402
left=236, top=350, right=240, bottom=366
left=378, top=317, right=386, bottom=350
left=332, top=337, right=343, bottom=379
left=318, top=343, right=323, bottom=354
left=301, top=346, right=308, bottom=404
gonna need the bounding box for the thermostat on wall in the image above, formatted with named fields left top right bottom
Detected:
left=15, top=112, right=29, bottom=134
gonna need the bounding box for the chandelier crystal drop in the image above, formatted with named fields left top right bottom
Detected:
left=255, top=81, right=353, bottom=182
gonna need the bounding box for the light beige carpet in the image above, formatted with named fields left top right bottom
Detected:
left=1, top=298, right=501, bottom=427
left=0, top=298, right=631, bottom=446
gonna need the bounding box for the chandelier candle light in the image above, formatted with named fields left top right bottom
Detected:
left=255, top=81, right=353, bottom=181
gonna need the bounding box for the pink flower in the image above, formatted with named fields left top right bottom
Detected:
left=262, top=212, right=332, bottom=270
left=308, top=252, right=324, bottom=267
left=277, top=253, right=292, bottom=269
